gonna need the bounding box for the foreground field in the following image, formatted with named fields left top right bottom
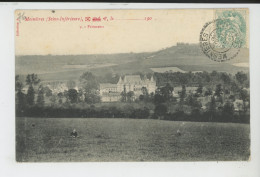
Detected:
left=16, top=118, right=250, bottom=162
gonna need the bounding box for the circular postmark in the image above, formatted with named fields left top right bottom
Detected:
left=200, top=11, right=246, bottom=62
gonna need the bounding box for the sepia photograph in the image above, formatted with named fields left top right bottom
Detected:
left=15, top=9, right=250, bottom=162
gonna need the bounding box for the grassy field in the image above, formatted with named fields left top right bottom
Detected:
left=16, top=118, right=250, bottom=162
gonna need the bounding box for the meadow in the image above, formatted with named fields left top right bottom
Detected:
left=16, top=118, right=250, bottom=162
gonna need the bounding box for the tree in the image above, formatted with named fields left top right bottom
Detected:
left=36, top=85, right=45, bottom=107
left=121, top=85, right=127, bottom=102
left=220, top=73, right=231, bottom=100
left=196, top=84, right=203, bottom=96
left=207, top=96, right=216, bottom=121
left=204, top=87, right=213, bottom=96
left=160, top=83, right=173, bottom=101
left=179, top=85, right=186, bottom=103
left=126, top=91, right=135, bottom=102
left=154, top=93, right=165, bottom=105
left=190, top=108, right=201, bottom=120
left=25, top=74, right=41, bottom=106
left=235, top=72, right=248, bottom=86
left=44, top=86, right=52, bottom=97
left=230, top=81, right=240, bottom=94
left=222, top=101, right=235, bottom=121
left=139, top=88, right=151, bottom=102
left=153, top=88, right=167, bottom=105
left=80, top=72, right=100, bottom=104
left=228, top=94, right=236, bottom=102
left=57, top=92, right=63, bottom=104
left=239, top=88, right=249, bottom=114
left=26, top=74, right=40, bottom=86
left=139, top=94, right=145, bottom=102
left=186, top=94, right=201, bottom=108
left=154, top=104, right=168, bottom=119
left=77, top=89, right=84, bottom=102
left=58, top=98, right=63, bottom=104
left=215, top=84, right=223, bottom=97
left=26, top=85, right=35, bottom=106
left=141, top=87, right=148, bottom=96
left=210, top=71, right=218, bottom=78
left=179, top=74, right=189, bottom=85
left=15, top=75, right=23, bottom=92
left=153, top=83, right=173, bottom=104
left=50, top=95, right=57, bottom=106
left=131, top=107, right=150, bottom=119
left=84, top=91, right=101, bottom=104
left=57, top=92, right=63, bottom=97
left=68, top=89, right=78, bottom=103
left=220, top=73, right=231, bottom=85
left=79, top=72, right=99, bottom=94
left=15, top=75, right=26, bottom=112
left=16, top=91, right=26, bottom=113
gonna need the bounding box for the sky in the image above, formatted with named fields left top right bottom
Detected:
left=15, top=9, right=248, bottom=55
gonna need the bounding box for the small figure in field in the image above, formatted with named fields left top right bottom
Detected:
left=70, top=129, right=78, bottom=138
left=177, top=129, right=181, bottom=136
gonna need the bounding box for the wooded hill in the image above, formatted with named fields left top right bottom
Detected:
left=16, top=44, right=249, bottom=82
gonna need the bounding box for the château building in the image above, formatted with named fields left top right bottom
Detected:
left=99, top=75, right=156, bottom=102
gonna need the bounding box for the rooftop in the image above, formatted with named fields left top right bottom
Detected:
left=123, top=75, right=142, bottom=83
left=100, top=83, right=117, bottom=88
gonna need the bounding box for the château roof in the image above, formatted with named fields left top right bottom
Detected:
left=100, top=83, right=117, bottom=88
left=124, top=75, right=142, bottom=83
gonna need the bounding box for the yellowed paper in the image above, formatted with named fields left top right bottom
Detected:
left=15, top=9, right=250, bottom=162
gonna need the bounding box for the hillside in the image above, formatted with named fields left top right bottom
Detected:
left=15, top=44, right=249, bottom=81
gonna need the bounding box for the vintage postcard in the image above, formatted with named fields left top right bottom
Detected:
left=15, top=9, right=250, bottom=162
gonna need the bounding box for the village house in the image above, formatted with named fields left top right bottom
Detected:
left=42, top=81, right=69, bottom=94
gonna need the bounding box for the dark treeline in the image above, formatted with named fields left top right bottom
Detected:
left=16, top=106, right=150, bottom=119
left=154, top=71, right=249, bottom=88
left=16, top=106, right=249, bottom=123
left=16, top=70, right=250, bottom=124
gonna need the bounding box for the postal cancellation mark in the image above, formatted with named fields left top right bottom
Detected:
left=199, top=10, right=247, bottom=62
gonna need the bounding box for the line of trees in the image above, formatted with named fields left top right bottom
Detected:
left=154, top=71, right=249, bottom=89
left=16, top=71, right=250, bottom=123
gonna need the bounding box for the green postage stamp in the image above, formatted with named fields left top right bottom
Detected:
left=200, top=9, right=248, bottom=62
